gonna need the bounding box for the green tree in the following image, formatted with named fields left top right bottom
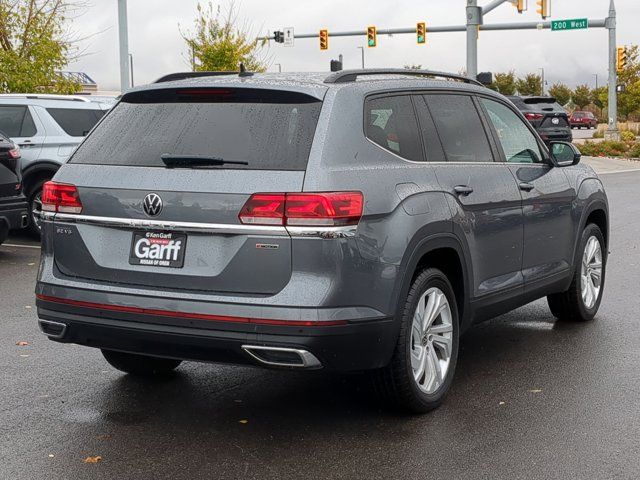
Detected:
left=572, top=84, right=592, bottom=109
left=404, top=64, right=422, bottom=70
left=489, top=71, right=516, bottom=96
left=182, top=2, right=267, bottom=73
left=0, top=0, right=81, bottom=94
left=548, top=82, right=571, bottom=106
left=516, top=74, right=542, bottom=96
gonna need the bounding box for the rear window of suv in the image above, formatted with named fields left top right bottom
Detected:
left=70, top=88, right=322, bottom=171
left=46, top=108, right=105, bottom=137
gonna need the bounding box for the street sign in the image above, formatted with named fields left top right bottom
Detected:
left=283, top=27, right=294, bottom=47
left=551, top=18, right=588, bottom=31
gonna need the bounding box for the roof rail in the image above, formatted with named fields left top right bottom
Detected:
left=154, top=71, right=240, bottom=84
left=324, top=69, right=483, bottom=87
left=0, top=93, right=91, bottom=102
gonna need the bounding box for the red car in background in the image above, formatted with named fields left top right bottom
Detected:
left=570, top=111, right=598, bottom=129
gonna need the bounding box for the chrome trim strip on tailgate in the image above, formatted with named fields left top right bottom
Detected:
left=41, top=212, right=357, bottom=238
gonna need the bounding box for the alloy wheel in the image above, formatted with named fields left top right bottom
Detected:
left=410, top=287, right=454, bottom=394
left=581, top=236, right=603, bottom=309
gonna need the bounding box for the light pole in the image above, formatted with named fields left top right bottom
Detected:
left=129, top=53, right=134, bottom=87
left=357, top=46, right=365, bottom=69
left=539, top=68, right=545, bottom=95
left=594, top=73, right=599, bottom=89
left=275, top=63, right=282, bottom=73
left=117, top=0, right=131, bottom=93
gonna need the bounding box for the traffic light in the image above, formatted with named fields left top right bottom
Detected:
left=416, top=22, right=426, bottom=45
left=273, top=31, right=284, bottom=44
left=319, top=29, right=329, bottom=51
left=617, top=46, right=627, bottom=72
left=367, top=26, right=377, bottom=48
left=535, top=0, right=550, bottom=19
left=515, top=0, right=527, bottom=13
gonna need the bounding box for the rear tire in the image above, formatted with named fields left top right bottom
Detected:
left=547, top=224, right=606, bottom=322
left=27, top=181, right=46, bottom=238
left=372, top=268, right=459, bottom=413
left=102, top=349, right=182, bottom=376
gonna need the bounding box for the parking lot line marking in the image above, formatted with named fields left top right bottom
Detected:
left=1, top=243, right=41, bottom=250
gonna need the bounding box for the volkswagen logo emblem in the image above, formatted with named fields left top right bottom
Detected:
left=143, top=193, right=163, bottom=217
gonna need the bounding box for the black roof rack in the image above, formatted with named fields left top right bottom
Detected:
left=324, top=69, right=483, bottom=87
left=153, top=71, right=239, bottom=84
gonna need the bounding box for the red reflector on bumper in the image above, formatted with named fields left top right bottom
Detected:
left=35, top=295, right=347, bottom=327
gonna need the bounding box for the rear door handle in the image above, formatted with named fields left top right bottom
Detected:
left=453, top=185, right=474, bottom=196
left=519, top=182, right=535, bottom=192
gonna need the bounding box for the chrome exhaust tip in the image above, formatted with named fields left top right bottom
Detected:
left=241, top=345, right=322, bottom=369
left=38, top=320, right=68, bottom=339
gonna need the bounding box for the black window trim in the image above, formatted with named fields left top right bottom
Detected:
left=475, top=93, right=552, bottom=166
left=362, top=91, right=427, bottom=163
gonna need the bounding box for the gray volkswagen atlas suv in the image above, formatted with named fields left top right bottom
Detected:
left=35, top=70, right=609, bottom=413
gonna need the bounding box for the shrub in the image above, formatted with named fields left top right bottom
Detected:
left=621, top=130, right=637, bottom=143
left=627, top=142, right=640, bottom=159
left=592, top=130, right=605, bottom=138
left=577, top=140, right=628, bottom=157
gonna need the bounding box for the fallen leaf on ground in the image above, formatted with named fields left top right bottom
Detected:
left=238, top=419, right=249, bottom=424
left=16, top=341, right=29, bottom=346
left=499, top=401, right=506, bottom=405
left=25, top=305, right=32, bottom=309
left=48, top=454, right=55, bottom=458
left=27, top=263, right=35, bottom=266
left=529, top=389, right=543, bottom=393
left=84, top=456, right=102, bottom=464
left=19, top=354, right=30, bottom=358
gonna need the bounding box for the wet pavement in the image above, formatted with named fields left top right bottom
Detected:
left=1, top=171, right=639, bottom=480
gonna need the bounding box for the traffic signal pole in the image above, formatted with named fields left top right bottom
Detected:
left=606, top=0, right=619, bottom=140
left=264, top=1, right=619, bottom=137
left=117, top=0, right=131, bottom=93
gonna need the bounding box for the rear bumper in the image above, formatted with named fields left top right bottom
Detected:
left=0, top=196, right=29, bottom=239
left=35, top=293, right=397, bottom=372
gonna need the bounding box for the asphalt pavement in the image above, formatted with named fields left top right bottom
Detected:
left=1, top=170, right=639, bottom=480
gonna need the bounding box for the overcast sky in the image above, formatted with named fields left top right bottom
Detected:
left=66, top=0, right=637, bottom=92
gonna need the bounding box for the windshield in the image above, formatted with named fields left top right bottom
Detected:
left=70, top=88, right=322, bottom=171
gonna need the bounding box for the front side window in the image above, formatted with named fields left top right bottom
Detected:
left=481, top=98, right=543, bottom=164
left=424, top=94, right=492, bottom=162
left=365, top=95, right=423, bottom=162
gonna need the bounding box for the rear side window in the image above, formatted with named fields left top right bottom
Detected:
left=47, top=108, right=105, bottom=137
left=70, top=88, right=322, bottom=170
left=0, top=106, right=37, bottom=137
left=425, top=94, right=493, bottom=162
left=365, top=95, right=423, bottom=162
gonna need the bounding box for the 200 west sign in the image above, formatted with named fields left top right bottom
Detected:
left=551, top=18, right=589, bottom=31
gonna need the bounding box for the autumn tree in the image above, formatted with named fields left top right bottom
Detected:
left=0, top=0, right=82, bottom=93
left=572, top=84, right=592, bottom=109
left=516, top=74, right=543, bottom=96
left=548, top=82, right=571, bottom=106
left=489, top=71, right=517, bottom=96
left=182, top=2, right=267, bottom=73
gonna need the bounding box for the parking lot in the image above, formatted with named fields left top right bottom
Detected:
left=0, top=169, right=638, bottom=480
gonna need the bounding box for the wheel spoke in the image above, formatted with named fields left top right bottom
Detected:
left=429, top=347, right=443, bottom=386
left=413, top=348, right=426, bottom=384
left=432, top=334, right=452, bottom=359
left=424, top=292, right=445, bottom=331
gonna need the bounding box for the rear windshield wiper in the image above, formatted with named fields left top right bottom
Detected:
left=161, top=154, right=248, bottom=168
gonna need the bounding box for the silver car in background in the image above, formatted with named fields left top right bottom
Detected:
left=0, top=94, right=113, bottom=235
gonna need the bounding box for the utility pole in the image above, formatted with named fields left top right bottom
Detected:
left=117, top=0, right=131, bottom=93
left=605, top=0, right=619, bottom=140
left=357, top=46, right=365, bottom=68
left=539, top=68, right=545, bottom=95
left=129, top=53, right=134, bottom=88
left=466, top=0, right=480, bottom=78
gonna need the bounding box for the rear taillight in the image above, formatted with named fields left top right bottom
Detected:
left=524, top=113, right=543, bottom=121
left=41, top=181, right=83, bottom=214
left=239, top=192, right=363, bottom=227
left=8, top=148, right=20, bottom=159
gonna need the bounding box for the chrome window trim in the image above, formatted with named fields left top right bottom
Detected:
left=40, top=212, right=357, bottom=238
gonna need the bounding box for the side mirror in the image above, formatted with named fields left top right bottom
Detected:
left=550, top=141, right=581, bottom=167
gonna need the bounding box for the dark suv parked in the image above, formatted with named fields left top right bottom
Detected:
left=508, top=96, right=572, bottom=145
left=35, top=70, right=608, bottom=413
left=0, top=131, right=28, bottom=245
